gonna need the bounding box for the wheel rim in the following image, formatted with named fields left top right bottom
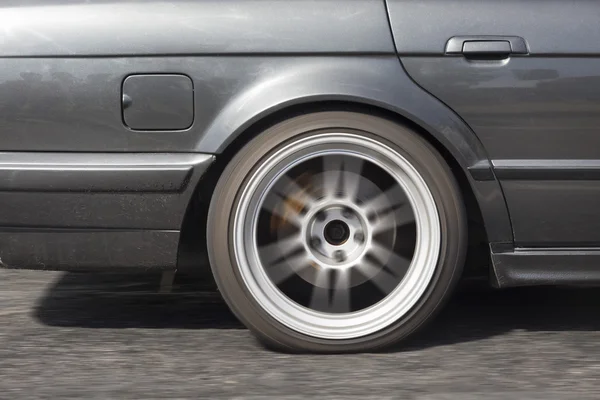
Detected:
left=233, top=132, right=441, bottom=340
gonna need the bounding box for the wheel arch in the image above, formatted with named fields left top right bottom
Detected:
left=217, top=101, right=494, bottom=258
left=179, top=59, right=512, bottom=273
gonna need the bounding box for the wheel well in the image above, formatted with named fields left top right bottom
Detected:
left=178, top=101, right=490, bottom=278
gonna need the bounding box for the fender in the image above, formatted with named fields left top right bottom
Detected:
left=195, top=56, right=513, bottom=243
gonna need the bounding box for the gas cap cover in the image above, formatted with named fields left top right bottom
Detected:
left=122, top=74, right=194, bottom=131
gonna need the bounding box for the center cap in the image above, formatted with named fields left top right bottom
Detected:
left=324, top=219, right=350, bottom=246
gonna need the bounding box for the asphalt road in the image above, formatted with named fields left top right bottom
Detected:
left=1, top=268, right=599, bottom=399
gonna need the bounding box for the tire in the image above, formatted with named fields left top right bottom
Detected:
left=207, top=112, right=467, bottom=353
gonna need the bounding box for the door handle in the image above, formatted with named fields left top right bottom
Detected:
left=445, top=36, right=528, bottom=57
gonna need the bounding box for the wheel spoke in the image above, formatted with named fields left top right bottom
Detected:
left=370, top=242, right=411, bottom=279
left=258, top=234, right=304, bottom=265
left=267, top=252, right=310, bottom=285
left=322, top=155, right=344, bottom=199
left=309, top=269, right=331, bottom=310
left=361, top=184, right=406, bottom=215
left=261, top=192, right=302, bottom=226
left=259, top=235, right=309, bottom=285
left=372, top=204, right=415, bottom=234
left=341, top=156, right=364, bottom=201
left=273, top=173, right=316, bottom=209
left=331, top=270, right=351, bottom=313
left=355, top=258, right=398, bottom=295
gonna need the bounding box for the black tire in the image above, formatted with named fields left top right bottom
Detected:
left=207, top=112, right=467, bottom=353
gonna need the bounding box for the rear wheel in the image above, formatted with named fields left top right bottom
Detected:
left=208, top=112, right=466, bottom=352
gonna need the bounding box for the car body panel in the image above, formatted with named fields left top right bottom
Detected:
left=401, top=57, right=600, bottom=245
left=0, top=1, right=394, bottom=56
left=0, top=55, right=503, bottom=159
left=388, top=0, right=600, bottom=247
left=399, top=58, right=600, bottom=161
left=386, top=0, right=600, bottom=55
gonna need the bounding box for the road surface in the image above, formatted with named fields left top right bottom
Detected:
left=1, top=269, right=599, bottom=399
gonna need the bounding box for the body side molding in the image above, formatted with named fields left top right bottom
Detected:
left=491, top=159, right=600, bottom=181
left=0, top=153, right=213, bottom=193
left=468, top=160, right=495, bottom=181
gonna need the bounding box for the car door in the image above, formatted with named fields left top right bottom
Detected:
left=387, top=0, right=600, bottom=247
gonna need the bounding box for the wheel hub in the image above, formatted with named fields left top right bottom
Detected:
left=305, top=205, right=369, bottom=269
left=324, top=220, right=350, bottom=245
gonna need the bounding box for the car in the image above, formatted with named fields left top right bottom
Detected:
left=1, top=0, right=598, bottom=353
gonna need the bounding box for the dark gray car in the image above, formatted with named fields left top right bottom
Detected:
left=1, top=0, right=598, bottom=352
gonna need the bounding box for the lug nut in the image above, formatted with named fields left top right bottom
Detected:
left=334, top=250, right=346, bottom=262
left=316, top=211, right=326, bottom=221
left=342, top=208, right=353, bottom=219
left=354, top=232, right=365, bottom=243
left=310, top=237, right=322, bottom=248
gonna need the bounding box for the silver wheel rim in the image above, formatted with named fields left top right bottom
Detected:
left=233, top=132, right=441, bottom=340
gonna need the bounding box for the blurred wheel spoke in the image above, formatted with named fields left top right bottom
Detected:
left=309, top=269, right=331, bottom=310
left=258, top=235, right=304, bottom=265
left=274, top=173, right=316, bottom=209
left=370, top=242, right=411, bottom=278
left=355, top=258, right=398, bottom=294
left=362, top=185, right=406, bottom=214
left=372, top=204, right=415, bottom=234
left=341, top=156, right=364, bottom=201
left=323, top=155, right=344, bottom=199
left=331, top=270, right=351, bottom=313
left=265, top=251, right=310, bottom=285
left=261, top=192, right=302, bottom=226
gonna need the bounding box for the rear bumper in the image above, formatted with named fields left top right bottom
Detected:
left=0, top=152, right=214, bottom=270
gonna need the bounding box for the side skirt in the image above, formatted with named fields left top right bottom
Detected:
left=491, top=245, right=600, bottom=288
